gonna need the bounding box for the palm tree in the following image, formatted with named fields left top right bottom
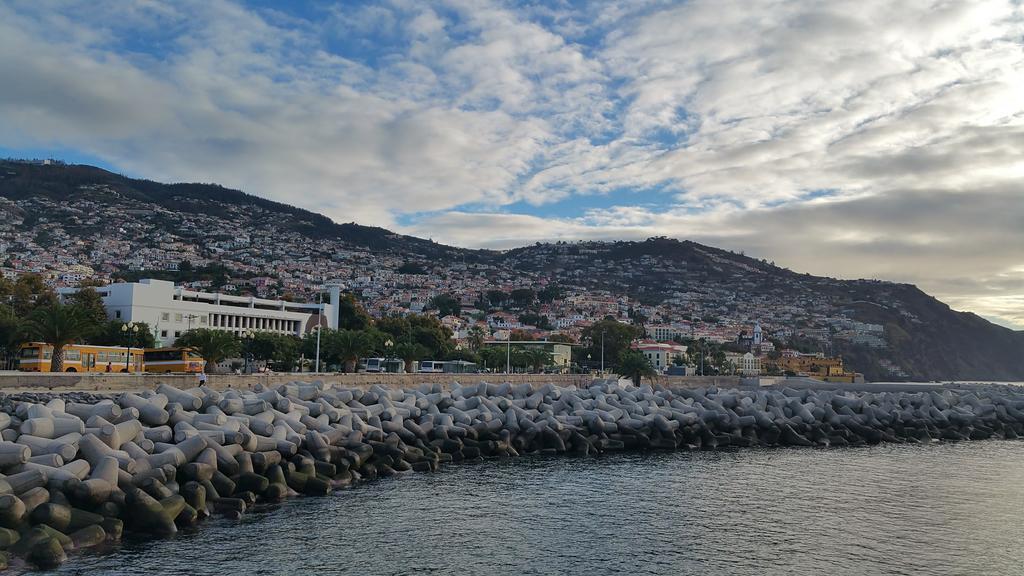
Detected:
left=0, top=305, right=25, bottom=369
left=25, top=304, right=96, bottom=372
left=617, top=350, right=657, bottom=386
left=521, top=347, right=552, bottom=373
left=393, top=342, right=429, bottom=373
left=332, top=330, right=371, bottom=373
left=478, top=347, right=507, bottom=373
left=175, top=329, right=240, bottom=373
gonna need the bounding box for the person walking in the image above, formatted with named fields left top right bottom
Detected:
left=198, top=372, right=208, bottom=385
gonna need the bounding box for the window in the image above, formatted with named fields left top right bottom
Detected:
left=20, top=348, right=40, bottom=358
left=97, top=352, right=107, bottom=362
left=174, top=331, right=181, bottom=338
left=174, top=313, right=183, bottom=322
left=145, top=349, right=183, bottom=362
left=160, top=330, right=168, bottom=338
left=161, top=312, right=170, bottom=321
left=115, top=310, right=121, bottom=319
left=200, top=316, right=208, bottom=324
left=66, top=350, right=81, bottom=361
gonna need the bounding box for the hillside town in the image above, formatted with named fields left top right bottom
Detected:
left=0, top=160, right=909, bottom=379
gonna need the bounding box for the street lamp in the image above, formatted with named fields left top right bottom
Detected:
left=120, top=322, right=139, bottom=372
left=600, top=330, right=606, bottom=375
left=186, top=314, right=199, bottom=332
left=384, top=339, right=393, bottom=372
left=241, top=330, right=255, bottom=374
left=505, top=332, right=511, bottom=374
left=313, top=325, right=322, bottom=374
left=587, top=353, right=592, bottom=375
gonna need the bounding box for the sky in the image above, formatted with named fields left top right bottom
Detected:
left=0, top=0, right=1022, bottom=329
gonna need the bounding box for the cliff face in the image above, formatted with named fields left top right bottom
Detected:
left=2, top=160, right=1022, bottom=381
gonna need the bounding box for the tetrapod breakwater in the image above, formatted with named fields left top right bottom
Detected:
left=0, top=379, right=1022, bottom=571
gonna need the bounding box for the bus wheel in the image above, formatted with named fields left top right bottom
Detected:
left=65, top=368, right=77, bottom=372
left=120, top=369, right=128, bottom=373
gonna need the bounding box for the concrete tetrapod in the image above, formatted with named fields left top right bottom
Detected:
left=0, top=380, right=1022, bottom=570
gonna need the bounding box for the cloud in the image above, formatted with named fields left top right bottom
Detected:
left=0, top=0, right=1022, bottom=326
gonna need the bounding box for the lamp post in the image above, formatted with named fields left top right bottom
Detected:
left=600, top=330, right=605, bottom=375
left=587, top=353, right=592, bottom=375
left=241, top=330, right=255, bottom=374
left=505, top=332, right=511, bottom=374
left=384, top=339, right=393, bottom=372
left=186, top=314, right=198, bottom=332
left=313, top=326, right=322, bottom=374
left=120, top=322, right=139, bottom=372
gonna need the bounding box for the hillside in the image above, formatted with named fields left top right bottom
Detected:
left=1, top=159, right=1022, bottom=381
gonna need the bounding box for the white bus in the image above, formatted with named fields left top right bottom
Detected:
left=417, top=360, right=445, bottom=373
left=363, top=357, right=385, bottom=372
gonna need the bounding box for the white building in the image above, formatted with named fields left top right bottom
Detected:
left=631, top=340, right=688, bottom=371
left=725, top=352, right=762, bottom=376
left=59, top=279, right=340, bottom=347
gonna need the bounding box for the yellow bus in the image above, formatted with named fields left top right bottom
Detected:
left=143, top=347, right=205, bottom=373
left=18, top=343, right=145, bottom=373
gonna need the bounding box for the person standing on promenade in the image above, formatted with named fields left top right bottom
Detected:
left=198, top=372, right=207, bottom=385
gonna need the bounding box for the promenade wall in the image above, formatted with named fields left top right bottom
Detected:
left=0, top=371, right=742, bottom=393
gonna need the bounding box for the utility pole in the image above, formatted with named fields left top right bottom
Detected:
left=600, top=330, right=605, bottom=375
left=314, top=289, right=323, bottom=373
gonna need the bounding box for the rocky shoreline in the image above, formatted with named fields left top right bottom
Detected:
left=1, top=380, right=1023, bottom=570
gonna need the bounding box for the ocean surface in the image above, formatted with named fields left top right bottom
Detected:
left=34, top=440, right=1024, bottom=576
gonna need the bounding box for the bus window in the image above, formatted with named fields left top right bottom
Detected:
left=20, top=347, right=40, bottom=358
left=66, top=350, right=81, bottom=361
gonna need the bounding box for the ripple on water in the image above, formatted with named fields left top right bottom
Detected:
left=32, top=441, right=1024, bottom=576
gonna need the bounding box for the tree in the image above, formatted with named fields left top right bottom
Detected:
left=92, top=320, right=157, bottom=349
left=548, top=333, right=576, bottom=344
left=376, top=316, right=411, bottom=343
left=428, top=293, right=461, bottom=318
left=397, top=262, right=428, bottom=275
left=617, top=350, right=657, bottom=386
left=444, top=349, right=481, bottom=364
left=581, top=319, right=642, bottom=369
left=521, top=348, right=552, bottom=373
left=25, top=303, right=96, bottom=372
left=0, top=277, right=14, bottom=303
left=175, top=329, right=240, bottom=373
left=250, top=332, right=301, bottom=371
left=0, top=304, right=24, bottom=362
left=11, top=274, right=56, bottom=316
left=337, top=293, right=372, bottom=331
left=509, top=288, right=535, bottom=309
left=537, top=285, right=562, bottom=304
left=408, top=314, right=454, bottom=358
left=393, top=342, right=429, bottom=373
left=478, top=346, right=507, bottom=372
left=518, top=312, right=553, bottom=330
left=330, top=330, right=372, bottom=373
left=466, top=325, right=487, bottom=351
left=485, top=290, right=507, bottom=309
left=67, top=287, right=110, bottom=326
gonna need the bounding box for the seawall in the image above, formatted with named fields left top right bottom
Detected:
left=0, top=372, right=743, bottom=394
left=1, top=379, right=1023, bottom=570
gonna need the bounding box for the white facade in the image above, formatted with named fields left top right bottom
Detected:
left=633, top=340, right=688, bottom=371
left=60, top=279, right=340, bottom=347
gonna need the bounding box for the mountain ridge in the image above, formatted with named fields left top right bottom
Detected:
left=1, top=159, right=1021, bottom=381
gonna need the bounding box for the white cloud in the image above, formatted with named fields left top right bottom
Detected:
left=0, top=0, right=1022, bottom=326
